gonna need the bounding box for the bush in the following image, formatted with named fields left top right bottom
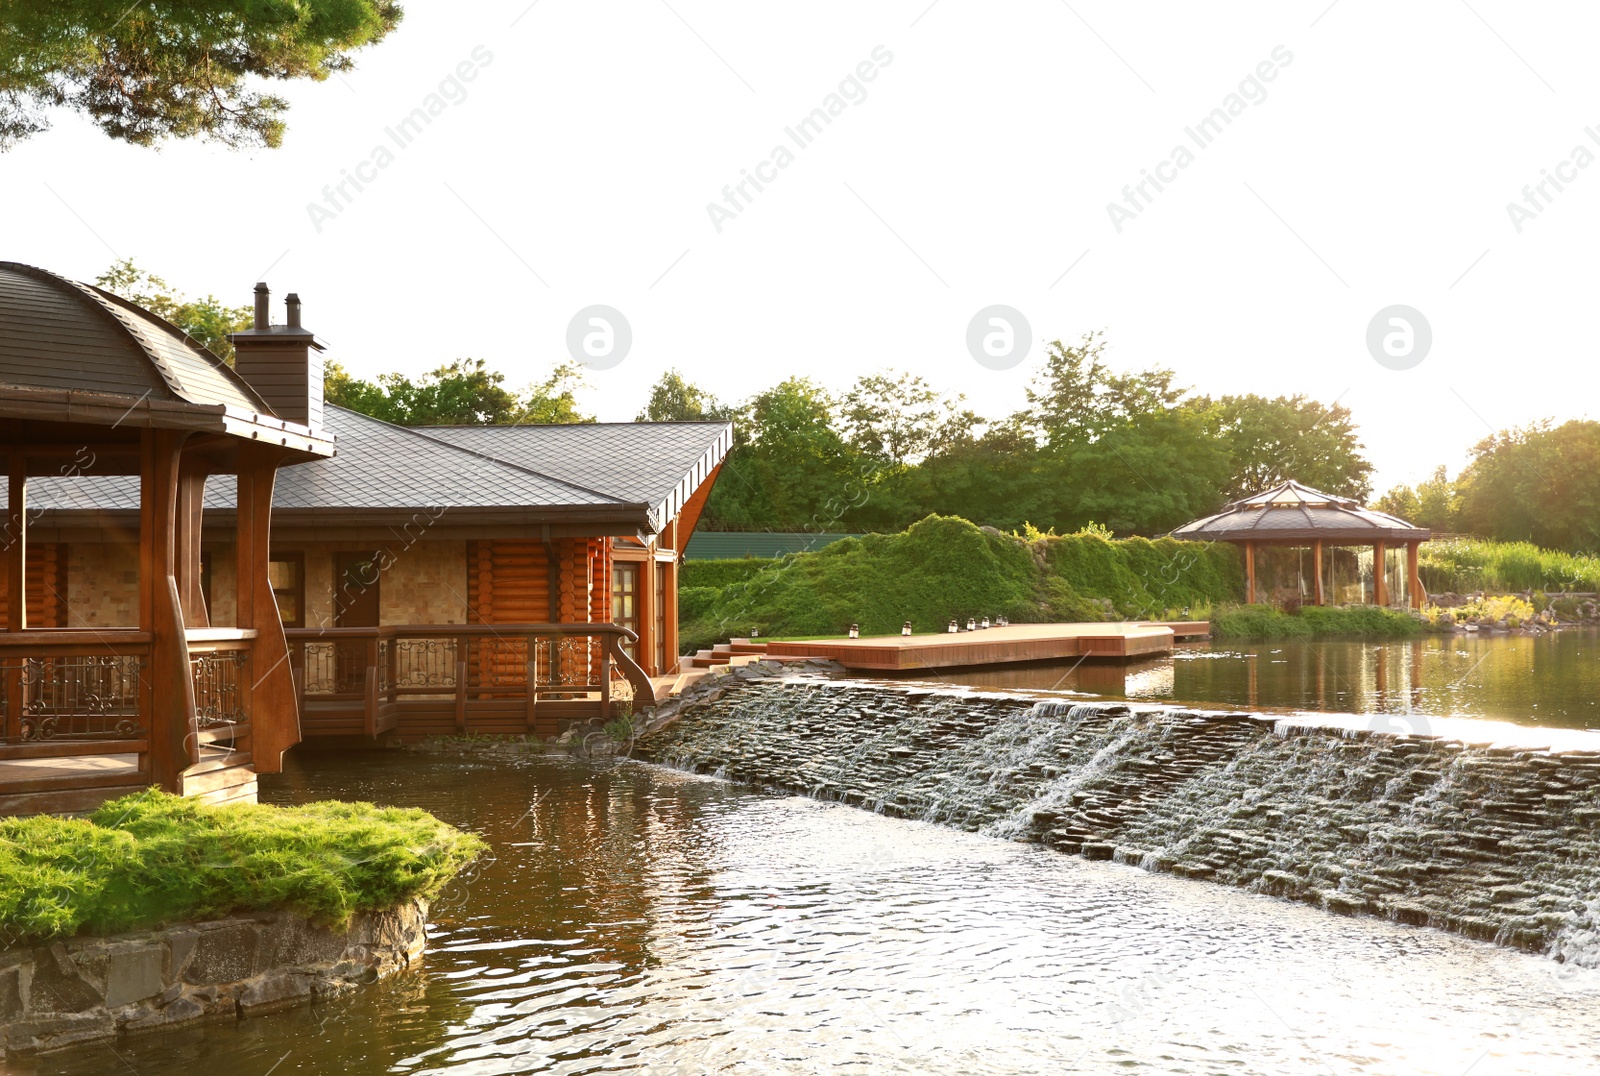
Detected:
left=1212, top=603, right=1421, bottom=640
left=1419, top=538, right=1600, bottom=594
left=679, top=558, right=778, bottom=589
left=0, top=790, right=486, bottom=944
left=678, top=514, right=1241, bottom=651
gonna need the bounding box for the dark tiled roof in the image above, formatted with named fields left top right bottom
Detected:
left=0, top=262, right=267, bottom=415
left=9, top=407, right=731, bottom=533
left=1170, top=480, right=1429, bottom=543
left=425, top=421, right=734, bottom=526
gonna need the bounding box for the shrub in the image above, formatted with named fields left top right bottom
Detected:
left=678, top=514, right=1242, bottom=650
left=0, top=790, right=487, bottom=944
left=679, top=558, right=778, bottom=589
left=1212, top=603, right=1421, bottom=640
left=1419, top=538, right=1600, bottom=594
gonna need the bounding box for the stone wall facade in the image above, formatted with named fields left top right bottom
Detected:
left=48, top=537, right=470, bottom=631
left=295, top=540, right=468, bottom=629
left=0, top=900, right=427, bottom=1056
left=642, top=674, right=1600, bottom=964
left=65, top=541, right=139, bottom=628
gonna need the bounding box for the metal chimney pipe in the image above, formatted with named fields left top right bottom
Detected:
left=253, top=282, right=270, bottom=330
left=285, top=293, right=302, bottom=329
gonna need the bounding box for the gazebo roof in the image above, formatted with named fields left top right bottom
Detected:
left=1169, top=480, right=1429, bottom=544
left=0, top=262, right=330, bottom=453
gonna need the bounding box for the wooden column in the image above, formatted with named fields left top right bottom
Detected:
left=175, top=466, right=208, bottom=627
left=1407, top=541, right=1422, bottom=610
left=1373, top=541, right=1389, bottom=607
left=1311, top=540, right=1325, bottom=606
left=636, top=553, right=655, bottom=677
left=663, top=554, right=679, bottom=673
left=5, top=457, right=24, bottom=631
left=140, top=429, right=196, bottom=793
left=236, top=445, right=297, bottom=773
left=1244, top=541, right=1257, bottom=605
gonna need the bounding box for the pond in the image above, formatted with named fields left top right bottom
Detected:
left=919, top=627, right=1600, bottom=730
left=23, top=749, right=1600, bottom=1075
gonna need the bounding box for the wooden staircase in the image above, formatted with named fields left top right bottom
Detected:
left=683, top=639, right=770, bottom=669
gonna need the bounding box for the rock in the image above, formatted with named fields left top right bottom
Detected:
left=182, top=922, right=259, bottom=985
left=123, top=995, right=204, bottom=1033
left=3, top=1011, right=114, bottom=1054
left=103, top=945, right=166, bottom=1008
left=236, top=970, right=314, bottom=1015
left=27, top=945, right=102, bottom=1014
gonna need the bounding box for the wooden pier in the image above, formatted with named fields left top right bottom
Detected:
left=752, top=621, right=1208, bottom=673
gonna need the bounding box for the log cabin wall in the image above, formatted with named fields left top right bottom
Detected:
left=0, top=541, right=68, bottom=628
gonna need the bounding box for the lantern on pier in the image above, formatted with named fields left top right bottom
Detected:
left=947, top=619, right=958, bottom=633
left=966, top=618, right=976, bottom=632
left=902, top=621, right=913, bottom=636
left=848, top=623, right=860, bottom=639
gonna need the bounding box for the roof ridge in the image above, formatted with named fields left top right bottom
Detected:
left=427, top=419, right=733, bottom=429
left=85, top=282, right=273, bottom=414
left=1, top=261, right=183, bottom=404
left=327, top=405, right=633, bottom=506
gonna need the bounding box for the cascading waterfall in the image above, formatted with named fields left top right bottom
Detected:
left=641, top=676, right=1600, bottom=965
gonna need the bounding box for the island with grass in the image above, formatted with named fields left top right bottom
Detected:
left=0, top=790, right=485, bottom=1054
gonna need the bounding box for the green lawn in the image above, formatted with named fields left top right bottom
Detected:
left=0, top=790, right=486, bottom=944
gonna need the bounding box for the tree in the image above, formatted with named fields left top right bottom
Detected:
left=1200, top=394, right=1373, bottom=501
left=95, top=259, right=251, bottom=362
left=1456, top=420, right=1600, bottom=552
left=635, top=369, right=728, bottom=422
left=840, top=370, right=980, bottom=467
left=326, top=359, right=594, bottom=426
left=1374, top=466, right=1458, bottom=531
left=702, top=378, right=864, bottom=530
left=1023, top=332, right=1183, bottom=447
left=1, top=1, right=401, bottom=150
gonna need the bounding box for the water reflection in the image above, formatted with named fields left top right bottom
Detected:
left=19, top=750, right=1600, bottom=1075
left=917, top=628, right=1600, bottom=729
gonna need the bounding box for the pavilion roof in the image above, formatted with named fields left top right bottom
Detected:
left=0, top=262, right=329, bottom=453
left=1168, top=480, right=1429, bottom=544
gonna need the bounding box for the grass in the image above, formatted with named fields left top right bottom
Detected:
left=1210, top=604, right=1423, bottom=640
left=1419, top=538, right=1600, bottom=594
left=0, top=790, right=487, bottom=945
left=679, top=514, right=1242, bottom=652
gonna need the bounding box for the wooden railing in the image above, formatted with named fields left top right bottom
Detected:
left=0, top=631, right=149, bottom=751
left=187, top=629, right=254, bottom=756
left=284, top=623, right=654, bottom=738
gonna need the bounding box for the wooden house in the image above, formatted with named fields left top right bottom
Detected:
left=0, top=263, right=730, bottom=812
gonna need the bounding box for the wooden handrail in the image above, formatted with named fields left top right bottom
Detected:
left=185, top=628, right=259, bottom=643
left=0, top=630, right=151, bottom=651
left=285, top=623, right=639, bottom=640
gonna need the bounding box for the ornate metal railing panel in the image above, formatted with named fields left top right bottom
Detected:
left=297, top=638, right=373, bottom=696
left=190, top=648, right=249, bottom=730
left=1, top=654, right=144, bottom=742
left=285, top=624, right=656, bottom=720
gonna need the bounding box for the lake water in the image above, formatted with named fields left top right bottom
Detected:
left=917, top=627, right=1600, bottom=730
left=24, top=749, right=1600, bottom=1075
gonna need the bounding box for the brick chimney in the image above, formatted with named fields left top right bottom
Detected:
left=228, top=282, right=325, bottom=428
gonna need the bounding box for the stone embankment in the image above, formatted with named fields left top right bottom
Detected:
left=1, top=901, right=427, bottom=1055
left=641, top=675, right=1600, bottom=962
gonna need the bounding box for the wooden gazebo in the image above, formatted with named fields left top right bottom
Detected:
left=1170, top=481, right=1429, bottom=609
left=0, top=263, right=333, bottom=814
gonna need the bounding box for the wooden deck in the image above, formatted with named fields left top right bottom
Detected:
left=761, top=621, right=1206, bottom=672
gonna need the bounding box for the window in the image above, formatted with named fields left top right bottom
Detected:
left=612, top=563, right=638, bottom=659
left=269, top=552, right=305, bottom=628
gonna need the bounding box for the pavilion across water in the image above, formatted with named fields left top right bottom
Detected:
left=1169, top=481, right=1429, bottom=610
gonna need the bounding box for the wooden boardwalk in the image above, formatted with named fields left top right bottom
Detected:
left=760, top=621, right=1208, bottom=673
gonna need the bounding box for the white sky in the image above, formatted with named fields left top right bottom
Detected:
left=4, top=0, right=1595, bottom=494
